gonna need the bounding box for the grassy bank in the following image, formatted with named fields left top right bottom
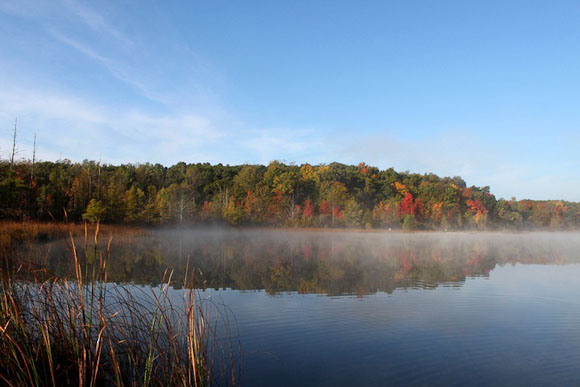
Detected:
left=0, top=221, right=143, bottom=247
left=0, top=222, right=239, bottom=386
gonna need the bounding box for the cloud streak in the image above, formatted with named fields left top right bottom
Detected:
left=49, top=30, right=173, bottom=105
left=60, top=0, right=133, bottom=48
left=0, top=85, right=312, bottom=167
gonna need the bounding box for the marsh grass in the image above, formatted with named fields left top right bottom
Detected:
left=0, top=219, right=239, bottom=386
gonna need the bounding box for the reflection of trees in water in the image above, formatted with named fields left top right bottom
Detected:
left=22, top=231, right=580, bottom=295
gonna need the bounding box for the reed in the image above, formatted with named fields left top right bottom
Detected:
left=0, top=219, right=239, bottom=386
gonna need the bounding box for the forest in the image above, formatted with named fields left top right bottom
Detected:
left=0, top=158, right=577, bottom=230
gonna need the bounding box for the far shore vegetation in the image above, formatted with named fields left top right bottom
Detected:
left=1, top=159, right=576, bottom=230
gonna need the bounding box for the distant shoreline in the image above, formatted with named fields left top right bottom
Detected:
left=2, top=221, right=574, bottom=247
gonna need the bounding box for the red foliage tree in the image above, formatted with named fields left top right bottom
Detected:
left=244, top=190, right=256, bottom=215
left=319, top=200, right=332, bottom=215
left=199, top=201, right=212, bottom=221
left=302, top=199, right=315, bottom=217
left=414, top=198, right=426, bottom=221
left=553, top=202, right=567, bottom=220
left=466, top=199, right=487, bottom=215
left=399, top=193, right=415, bottom=216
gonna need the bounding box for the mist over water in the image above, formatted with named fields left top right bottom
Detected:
left=19, top=230, right=580, bottom=385
left=24, top=229, right=580, bottom=292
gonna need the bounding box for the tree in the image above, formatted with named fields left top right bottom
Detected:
left=402, top=214, right=417, bottom=230
left=272, top=169, right=300, bottom=225
left=223, top=200, right=244, bottom=225
left=233, top=165, right=265, bottom=198
left=466, top=199, right=488, bottom=229
left=550, top=201, right=568, bottom=229
left=372, top=201, right=397, bottom=228
left=30, top=133, right=37, bottom=184
left=243, top=189, right=261, bottom=223
left=399, top=193, right=415, bottom=217
left=156, top=187, right=171, bottom=223
left=430, top=202, right=444, bottom=228
left=301, top=199, right=315, bottom=226
left=344, top=198, right=363, bottom=227
left=82, top=199, right=104, bottom=223
left=9, top=118, right=20, bottom=170
left=322, top=182, right=347, bottom=225
left=168, top=183, right=196, bottom=224
left=124, top=185, right=145, bottom=223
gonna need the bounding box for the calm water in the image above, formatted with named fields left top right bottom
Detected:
left=23, top=230, right=580, bottom=386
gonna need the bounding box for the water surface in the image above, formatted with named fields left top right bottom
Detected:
left=22, top=230, right=580, bottom=386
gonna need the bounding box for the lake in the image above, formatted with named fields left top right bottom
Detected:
left=20, top=229, right=580, bottom=386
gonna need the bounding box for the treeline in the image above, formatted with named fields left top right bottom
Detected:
left=0, top=159, right=577, bottom=229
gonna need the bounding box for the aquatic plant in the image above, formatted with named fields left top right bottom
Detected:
left=0, top=218, right=239, bottom=386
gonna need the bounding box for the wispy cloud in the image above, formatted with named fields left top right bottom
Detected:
left=0, top=0, right=51, bottom=18
left=0, top=0, right=132, bottom=47
left=0, top=88, right=105, bottom=123
left=0, top=85, right=312, bottom=167
left=49, top=30, right=170, bottom=104
left=2, top=0, right=209, bottom=107
left=60, top=0, right=133, bottom=48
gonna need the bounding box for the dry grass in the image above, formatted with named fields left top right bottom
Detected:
left=0, top=221, right=143, bottom=250
left=0, top=220, right=239, bottom=386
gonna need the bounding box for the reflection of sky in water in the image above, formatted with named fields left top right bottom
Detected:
left=214, top=264, right=580, bottom=386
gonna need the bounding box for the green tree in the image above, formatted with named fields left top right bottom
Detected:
left=344, top=198, right=363, bottom=227
left=82, top=199, right=104, bottom=223
left=223, top=200, right=244, bottom=225
left=124, top=185, right=145, bottom=223
left=402, top=214, right=417, bottom=230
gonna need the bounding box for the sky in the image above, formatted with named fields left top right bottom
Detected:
left=0, top=0, right=579, bottom=201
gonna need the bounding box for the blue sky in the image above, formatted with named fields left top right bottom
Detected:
left=1, top=0, right=579, bottom=200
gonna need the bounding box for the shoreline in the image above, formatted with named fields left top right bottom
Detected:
left=2, top=220, right=575, bottom=239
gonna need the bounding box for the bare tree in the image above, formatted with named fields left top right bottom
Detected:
left=97, top=154, right=102, bottom=200
left=9, top=118, right=20, bottom=170
left=30, top=133, right=37, bottom=184
left=174, top=187, right=195, bottom=224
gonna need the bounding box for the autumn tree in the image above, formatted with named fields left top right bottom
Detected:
left=496, top=199, right=521, bottom=229
left=550, top=201, right=568, bottom=229
left=271, top=169, right=301, bottom=225
left=399, top=193, right=415, bottom=218
left=223, top=200, right=244, bottom=225
left=466, top=199, right=488, bottom=229
left=372, top=201, right=397, bottom=228
left=301, top=199, right=315, bottom=226
left=321, top=182, right=348, bottom=225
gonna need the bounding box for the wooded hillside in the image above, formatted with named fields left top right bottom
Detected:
left=1, top=159, right=576, bottom=229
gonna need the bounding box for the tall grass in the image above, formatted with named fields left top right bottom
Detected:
left=0, top=219, right=239, bottom=386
